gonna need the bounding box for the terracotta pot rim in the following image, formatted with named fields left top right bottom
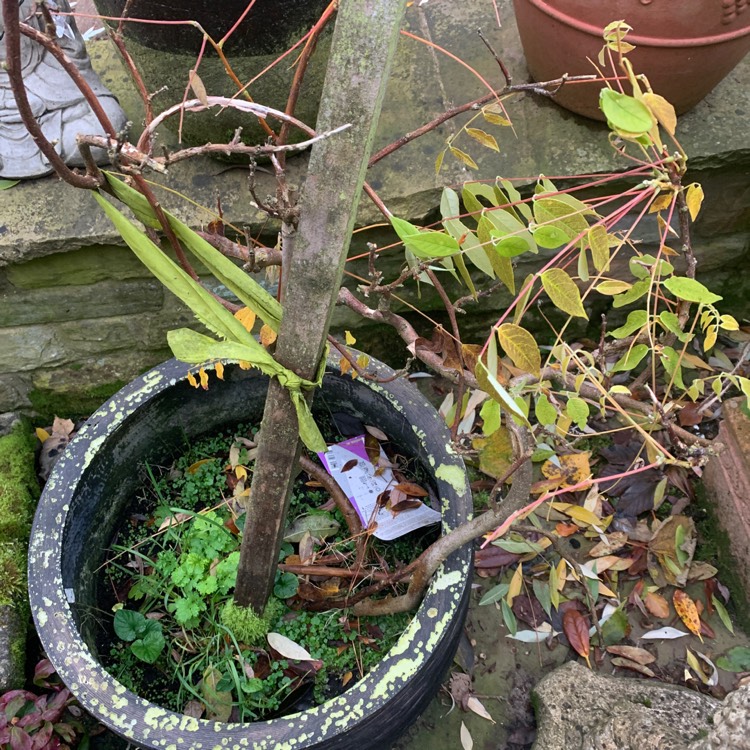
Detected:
left=526, top=0, right=750, bottom=47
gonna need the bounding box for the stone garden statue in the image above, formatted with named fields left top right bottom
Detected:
left=0, top=0, right=126, bottom=179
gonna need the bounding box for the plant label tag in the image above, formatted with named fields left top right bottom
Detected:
left=318, top=435, right=441, bottom=540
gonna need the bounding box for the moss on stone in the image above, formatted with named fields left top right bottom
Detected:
left=0, top=422, right=39, bottom=689
left=28, top=380, right=127, bottom=423
left=694, top=481, right=750, bottom=632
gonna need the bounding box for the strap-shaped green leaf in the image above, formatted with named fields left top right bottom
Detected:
left=93, top=191, right=252, bottom=344
left=103, top=173, right=282, bottom=331
left=94, top=193, right=325, bottom=452
left=167, top=329, right=326, bottom=453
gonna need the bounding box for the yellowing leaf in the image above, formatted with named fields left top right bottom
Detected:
left=466, top=127, right=500, bottom=152
left=199, top=367, right=209, bottom=390
left=685, top=183, right=704, bottom=222
left=595, top=280, right=631, bottom=296
left=339, top=357, right=352, bottom=376
left=260, top=323, right=277, bottom=347
left=35, top=427, right=51, bottom=443
left=234, top=307, right=257, bottom=332
left=642, top=93, right=677, bottom=136
left=540, top=268, right=587, bottom=319
left=345, top=330, right=357, bottom=346
left=673, top=590, right=703, bottom=642
left=541, top=453, right=591, bottom=488
left=238, top=360, right=252, bottom=370
left=187, top=372, right=199, bottom=388
left=235, top=465, right=248, bottom=480
left=587, top=225, right=610, bottom=272
left=565, top=506, right=607, bottom=528
left=496, top=323, right=541, bottom=377
left=482, top=102, right=512, bottom=126
left=449, top=146, right=478, bottom=170
left=187, top=458, right=214, bottom=474
left=472, top=425, right=514, bottom=479
left=507, top=563, right=523, bottom=605
left=648, top=192, right=675, bottom=214
left=214, top=361, right=225, bottom=380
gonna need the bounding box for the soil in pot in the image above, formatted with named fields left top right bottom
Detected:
left=95, top=413, right=440, bottom=724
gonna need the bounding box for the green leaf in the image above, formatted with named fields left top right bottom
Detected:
left=493, top=539, right=546, bottom=555
left=130, top=621, right=165, bottom=664
left=497, top=323, right=541, bottom=377
left=475, top=360, right=528, bottom=422
left=94, top=191, right=254, bottom=346
left=540, top=268, right=588, bottom=319
left=0, top=179, right=19, bottom=190
left=274, top=572, right=299, bottom=599
left=480, top=399, right=501, bottom=435
left=113, top=609, right=145, bottom=642
left=103, top=174, right=282, bottom=330
left=600, top=606, right=631, bottom=646
left=485, top=206, right=537, bottom=255
left=566, top=397, right=590, bottom=430
left=660, top=346, right=685, bottom=389
left=479, top=583, right=510, bottom=606
left=610, top=310, right=648, bottom=339
left=659, top=311, right=692, bottom=343
left=612, top=279, right=650, bottom=308
left=532, top=224, right=569, bottom=249
left=532, top=579, right=552, bottom=618
left=466, top=127, right=500, bottom=152
left=535, top=394, right=557, bottom=426
left=716, top=646, right=750, bottom=672
left=599, top=89, right=654, bottom=136
left=663, top=277, right=722, bottom=305
left=533, top=197, right=589, bottom=244
left=610, top=343, right=649, bottom=373
left=500, top=599, right=517, bottom=635
left=497, top=178, right=532, bottom=222
left=390, top=216, right=460, bottom=259
left=441, top=188, right=495, bottom=279
left=711, top=596, right=735, bottom=636
left=492, top=235, right=530, bottom=258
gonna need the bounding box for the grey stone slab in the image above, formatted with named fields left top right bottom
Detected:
left=1, top=1, right=747, bottom=262
left=0, top=277, right=163, bottom=327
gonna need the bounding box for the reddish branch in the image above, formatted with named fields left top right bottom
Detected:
left=277, top=0, right=338, bottom=161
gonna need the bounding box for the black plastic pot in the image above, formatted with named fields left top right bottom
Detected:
left=28, top=355, right=472, bottom=749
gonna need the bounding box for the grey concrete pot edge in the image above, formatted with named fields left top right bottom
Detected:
left=28, top=353, right=473, bottom=750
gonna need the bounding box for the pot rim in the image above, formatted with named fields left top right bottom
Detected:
left=524, top=0, right=750, bottom=47
left=28, top=356, right=472, bottom=748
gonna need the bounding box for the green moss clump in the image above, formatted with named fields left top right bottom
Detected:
left=220, top=598, right=283, bottom=646
left=28, top=381, right=127, bottom=424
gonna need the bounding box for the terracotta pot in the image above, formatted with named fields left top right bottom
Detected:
left=28, top=356, right=472, bottom=749
left=92, top=0, right=332, bottom=147
left=511, top=0, right=750, bottom=120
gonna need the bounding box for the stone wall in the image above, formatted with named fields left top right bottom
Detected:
left=0, top=0, right=748, bottom=427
